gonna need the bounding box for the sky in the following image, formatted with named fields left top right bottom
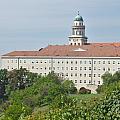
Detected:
left=0, top=0, right=120, bottom=54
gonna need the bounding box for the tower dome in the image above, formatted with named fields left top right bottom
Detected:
left=74, top=14, right=83, bottom=21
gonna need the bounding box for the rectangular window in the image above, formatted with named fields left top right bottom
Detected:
left=71, top=61, right=73, bottom=64
left=94, top=67, right=96, bottom=70
left=94, top=61, right=96, bottom=64
left=89, top=61, right=91, bottom=64
left=71, top=73, right=73, bottom=77
left=71, top=67, right=73, bottom=70
left=80, top=80, right=82, bottom=83
left=84, top=67, right=87, bottom=70
left=98, top=61, right=101, bottom=64
left=66, top=73, right=68, bottom=76
left=80, top=74, right=82, bottom=77
left=75, top=73, right=77, bottom=76
left=103, top=61, right=105, bottom=64
left=62, top=67, right=64, bottom=70
left=98, top=68, right=101, bottom=70
left=57, top=67, right=59, bottom=70
left=80, top=67, right=82, bottom=70
left=75, top=80, right=77, bottom=83
left=108, top=61, right=110, bottom=64
left=89, top=80, right=91, bottom=84
left=98, top=81, right=100, bottom=84
left=98, top=74, right=100, bottom=77
left=113, top=61, right=115, bottom=64
left=108, top=68, right=110, bottom=71
left=66, top=61, right=68, bottom=64
left=94, top=74, right=96, bottom=77
left=84, top=61, right=87, bottom=64
left=75, top=67, right=77, bottom=70
left=84, top=80, right=86, bottom=83
left=89, top=67, right=91, bottom=70
left=75, top=61, right=77, bottom=64
left=80, top=61, right=82, bottom=64
left=89, top=74, right=91, bottom=77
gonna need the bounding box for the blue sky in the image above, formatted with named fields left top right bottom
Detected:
left=0, top=0, right=120, bottom=54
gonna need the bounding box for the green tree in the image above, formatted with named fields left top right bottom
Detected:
left=0, top=69, right=8, bottom=100
left=4, top=103, right=32, bottom=120
left=7, top=68, right=38, bottom=91
left=62, top=80, right=77, bottom=94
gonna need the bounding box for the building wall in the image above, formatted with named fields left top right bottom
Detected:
left=2, top=56, right=120, bottom=92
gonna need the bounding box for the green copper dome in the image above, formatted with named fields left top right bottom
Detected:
left=74, top=15, right=83, bottom=21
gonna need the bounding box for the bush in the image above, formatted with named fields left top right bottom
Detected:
left=4, top=103, right=32, bottom=120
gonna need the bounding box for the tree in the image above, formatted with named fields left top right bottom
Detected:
left=62, top=80, right=77, bottom=94
left=97, top=71, right=120, bottom=93
left=0, top=69, right=8, bottom=100
left=7, top=68, right=38, bottom=91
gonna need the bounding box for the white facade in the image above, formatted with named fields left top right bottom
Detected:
left=2, top=56, right=120, bottom=93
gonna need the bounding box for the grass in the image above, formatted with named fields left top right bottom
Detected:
left=70, top=94, right=99, bottom=101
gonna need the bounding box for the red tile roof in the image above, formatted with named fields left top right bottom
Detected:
left=2, top=42, right=120, bottom=57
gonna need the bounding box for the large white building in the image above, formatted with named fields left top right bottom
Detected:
left=1, top=13, right=120, bottom=93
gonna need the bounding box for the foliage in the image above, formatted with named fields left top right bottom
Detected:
left=0, top=69, right=8, bottom=100
left=97, top=71, right=120, bottom=93
left=4, top=103, right=32, bottom=120
left=7, top=68, right=38, bottom=91
left=90, top=90, right=120, bottom=119
left=46, top=94, right=80, bottom=120
left=62, top=80, right=77, bottom=94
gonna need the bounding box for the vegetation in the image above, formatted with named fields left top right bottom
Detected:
left=0, top=69, right=120, bottom=119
